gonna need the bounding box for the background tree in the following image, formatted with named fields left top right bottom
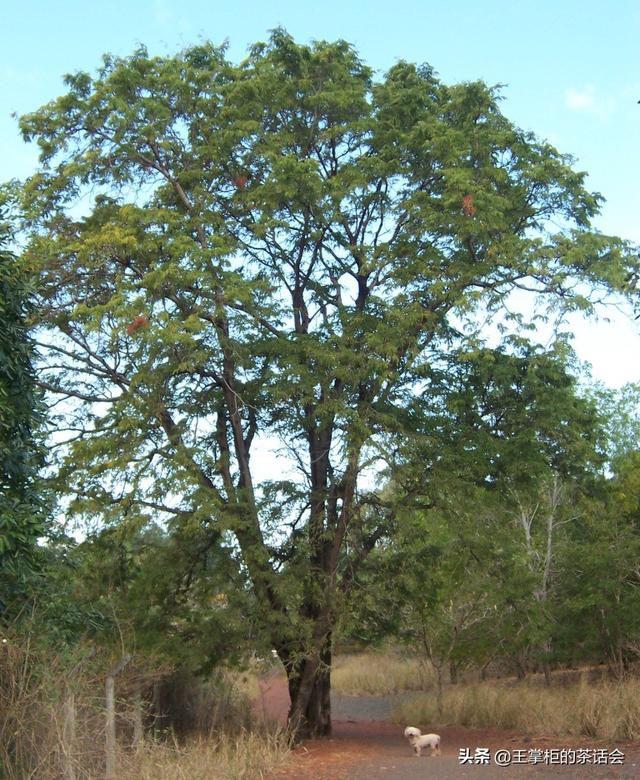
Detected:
left=556, top=449, right=640, bottom=677
left=0, top=195, right=45, bottom=615
left=344, top=340, right=606, bottom=681
left=590, top=382, right=640, bottom=468
left=16, top=32, right=639, bottom=736
left=66, top=519, right=261, bottom=671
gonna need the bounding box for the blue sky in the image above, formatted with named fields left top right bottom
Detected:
left=3, top=0, right=639, bottom=385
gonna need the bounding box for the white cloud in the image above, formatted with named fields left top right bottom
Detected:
left=152, top=0, right=192, bottom=37
left=566, top=85, right=596, bottom=110
left=564, top=85, right=616, bottom=119
left=0, top=66, right=41, bottom=89
left=153, top=0, right=173, bottom=28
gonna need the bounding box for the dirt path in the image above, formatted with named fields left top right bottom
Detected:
left=255, top=672, right=640, bottom=780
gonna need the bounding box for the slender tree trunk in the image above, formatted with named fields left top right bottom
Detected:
left=449, top=659, right=458, bottom=685
left=541, top=640, right=553, bottom=686
left=435, top=664, right=444, bottom=716
left=514, top=654, right=528, bottom=680
left=608, top=643, right=626, bottom=680
left=151, top=681, right=162, bottom=737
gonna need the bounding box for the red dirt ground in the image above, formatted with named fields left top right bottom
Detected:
left=254, top=671, right=640, bottom=780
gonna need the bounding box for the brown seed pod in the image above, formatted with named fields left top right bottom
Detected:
left=126, top=315, right=150, bottom=336
left=234, top=175, right=248, bottom=190
left=462, top=194, right=476, bottom=217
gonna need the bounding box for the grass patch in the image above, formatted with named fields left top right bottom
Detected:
left=393, top=676, right=640, bottom=741
left=118, top=729, right=292, bottom=780
left=332, top=651, right=435, bottom=695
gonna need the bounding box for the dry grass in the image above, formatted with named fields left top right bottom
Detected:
left=332, top=651, right=436, bottom=695
left=393, top=676, right=640, bottom=741
left=0, top=630, right=290, bottom=779
left=332, top=650, right=640, bottom=741
left=118, top=730, right=291, bottom=780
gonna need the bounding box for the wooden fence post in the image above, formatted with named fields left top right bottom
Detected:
left=62, top=691, right=76, bottom=780
left=105, top=655, right=131, bottom=780
left=133, top=682, right=144, bottom=751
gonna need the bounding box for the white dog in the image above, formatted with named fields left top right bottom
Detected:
left=403, top=726, right=441, bottom=757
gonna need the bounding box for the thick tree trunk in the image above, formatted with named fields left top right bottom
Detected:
left=286, top=634, right=332, bottom=739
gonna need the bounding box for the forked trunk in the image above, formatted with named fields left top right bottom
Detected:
left=286, top=635, right=332, bottom=739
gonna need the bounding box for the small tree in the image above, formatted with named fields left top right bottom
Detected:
left=399, top=519, right=499, bottom=711
left=16, top=32, right=638, bottom=736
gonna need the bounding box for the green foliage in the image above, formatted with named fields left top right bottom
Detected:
left=590, top=382, right=640, bottom=469
left=0, top=195, right=46, bottom=611
left=555, top=451, right=640, bottom=671
left=343, top=342, right=616, bottom=677
left=66, top=522, right=261, bottom=670
left=397, top=337, right=603, bottom=493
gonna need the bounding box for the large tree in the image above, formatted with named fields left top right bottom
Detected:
left=16, top=31, right=639, bottom=736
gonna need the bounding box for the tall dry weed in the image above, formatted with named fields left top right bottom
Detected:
left=393, top=675, right=640, bottom=741
left=332, top=651, right=435, bottom=695
left=118, top=730, right=291, bottom=780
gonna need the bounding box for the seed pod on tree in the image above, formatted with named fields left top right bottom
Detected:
left=462, top=194, right=476, bottom=217
left=126, top=315, right=150, bottom=336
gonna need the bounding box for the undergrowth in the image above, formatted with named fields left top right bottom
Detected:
left=393, top=677, right=640, bottom=741
left=332, top=651, right=435, bottom=695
